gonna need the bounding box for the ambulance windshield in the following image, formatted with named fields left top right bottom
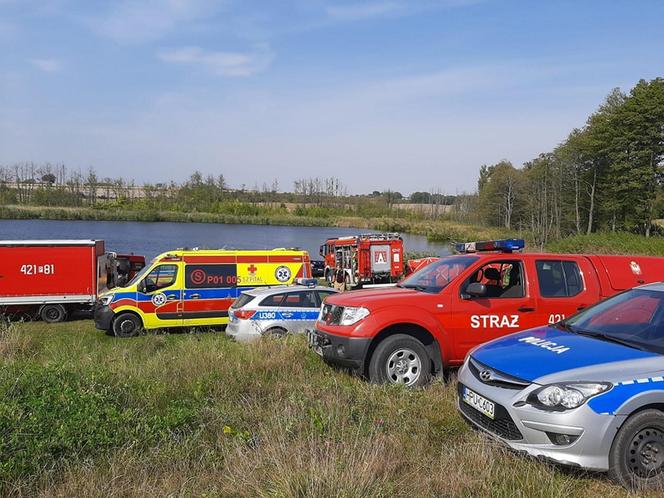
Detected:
left=124, top=259, right=156, bottom=288
left=399, top=255, right=479, bottom=293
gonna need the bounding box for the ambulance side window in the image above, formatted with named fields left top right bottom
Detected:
left=463, top=260, right=524, bottom=299
left=536, top=260, right=583, bottom=298
left=143, top=264, right=178, bottom=293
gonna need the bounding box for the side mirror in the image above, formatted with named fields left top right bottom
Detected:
left=463, top=282, right=487, bottom=299
left=138, top=280, right=146, bottom=293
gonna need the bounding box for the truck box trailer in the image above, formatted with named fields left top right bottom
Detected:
left=0, top=239, right=134, bottom=323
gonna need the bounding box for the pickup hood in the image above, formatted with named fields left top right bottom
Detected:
left=324, top=286, right=423, bottom=309
left=472, top=326, right=661, bottom=384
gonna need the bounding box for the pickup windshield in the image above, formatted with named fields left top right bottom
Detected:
left=563, top=288, right=664, bottom=354
left=399, top=255, right=479, bottom=293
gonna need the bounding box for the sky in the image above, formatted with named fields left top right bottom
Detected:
left=1, top=0, right=663, bottom=195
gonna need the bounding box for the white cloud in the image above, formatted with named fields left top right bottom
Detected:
left=326, top=0, right=482, bottom=21
left=88, top=0, right=224, bottom=44
left=326, top=2, right=401, bottom=21
left=158, top=44, right=273, bottom=77
left=29, top=58, right=61, bottom=72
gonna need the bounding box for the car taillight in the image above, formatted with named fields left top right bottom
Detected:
left=234, top=309, right=256, bottom=320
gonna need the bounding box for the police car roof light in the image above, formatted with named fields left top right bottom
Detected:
left=295, top=278, right=318, bottom=288
left=455, top=238, right=525, bottom=254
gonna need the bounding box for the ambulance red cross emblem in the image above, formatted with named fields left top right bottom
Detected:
left=248, top=264, right=257, bottom=274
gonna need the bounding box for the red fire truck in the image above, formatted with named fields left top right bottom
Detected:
left=0, top=240, right=145, bottom=323
left=320, top=233, right=404, bottom=288
left=309, top=238, right=664, bottom=387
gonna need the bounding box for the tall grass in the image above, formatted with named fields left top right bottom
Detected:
left=0, top=321, right=636, bottom=497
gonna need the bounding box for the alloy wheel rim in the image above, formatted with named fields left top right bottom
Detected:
left=386, top=348, right=421, bottom=386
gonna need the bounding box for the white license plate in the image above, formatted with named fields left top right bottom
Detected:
left=463, top=387, right=495, bottom=419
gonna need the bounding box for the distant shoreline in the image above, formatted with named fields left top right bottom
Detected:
left=0, top=205, right=503, bottom=245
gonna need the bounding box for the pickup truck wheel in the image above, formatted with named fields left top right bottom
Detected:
left=40, top=304, right=67, bottom=323
left=368, top=334, right=431, bottom=387
left=609, top=409, right=664, bottom=489
left=112, top=313, right=142, bottom=338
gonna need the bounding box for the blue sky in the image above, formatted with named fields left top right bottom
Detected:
left=1, top=0, right=663, bottom=194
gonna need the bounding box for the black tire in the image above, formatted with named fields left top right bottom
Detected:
left=609, top=409, right=664, bottom=489
left=40, top=304, right=67, bottom=323
left=112, top=313, right=142, bottom=338
left=264, top=327, right=288, bottom=338
left=368, top=334, right=431, bottom=387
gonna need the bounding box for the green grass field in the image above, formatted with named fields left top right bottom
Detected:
left=0, top=320, right=646, bottom=497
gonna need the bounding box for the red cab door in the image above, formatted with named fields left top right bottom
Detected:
left=530, top=257, right=601, bottom=326
left=446, top=257, right=539, bottom=361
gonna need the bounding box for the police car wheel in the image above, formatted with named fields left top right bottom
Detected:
left=40, top=304, right=67, bottom=323
left=609, top=409, right=664, bottom=489
left=368, top=334, right=431, bottom=387
left=265, top=327, right=288, bottom=338
left=112, top=313, right=142, bottom=338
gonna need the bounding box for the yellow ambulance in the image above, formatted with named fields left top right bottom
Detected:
left=94, top=248, right=311, bottom=337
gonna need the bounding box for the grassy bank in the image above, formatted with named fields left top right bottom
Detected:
left=0, top=205, right=508, bottom=244
left=546, top=232, right=664, bottom=256
left=0, top=321, right=636, bottom=497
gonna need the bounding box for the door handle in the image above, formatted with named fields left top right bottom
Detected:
left=577, top=305, right=586, bottom=311
left=167, top=295, right=177, bottom=301
left=517, top=307, right=535, bottom=312
left=190, top=293, right=201, bottom=299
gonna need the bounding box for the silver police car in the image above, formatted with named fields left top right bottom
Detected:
left=226, top=282, right=337, bottom=343
left=457, top=283, right=664, bottom=489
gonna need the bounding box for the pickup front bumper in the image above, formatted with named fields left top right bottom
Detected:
left=308, top=328, right=371, bottom=370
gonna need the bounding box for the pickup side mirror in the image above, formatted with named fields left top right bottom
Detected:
left=463, top=282, right=487, bottom=299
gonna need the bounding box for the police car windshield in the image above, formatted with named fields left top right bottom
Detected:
left=399, top=255, right=479, bottom=293
left=564, top=289, right=664, bottom=354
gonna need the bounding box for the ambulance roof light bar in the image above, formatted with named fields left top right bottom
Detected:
left=455, top=238, right=525, bottom=254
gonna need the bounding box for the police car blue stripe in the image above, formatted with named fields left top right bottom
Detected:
left=251, top=310, right=320, bottom=321
left=471, top=326, right=657, bottom=382
left=589, top=377, right=664, bottom=415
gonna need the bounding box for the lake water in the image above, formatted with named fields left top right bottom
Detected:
left=0, top=219, right=450, bottom=260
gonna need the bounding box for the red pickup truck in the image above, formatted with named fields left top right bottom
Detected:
left=309, top=239, right=664, bottom=386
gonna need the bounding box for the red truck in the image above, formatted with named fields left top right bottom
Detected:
left=308, top=239, right=664, bottom=386
left=0, top=240, right=144, bottom=323
left=320, top=233, right=404, bottom=288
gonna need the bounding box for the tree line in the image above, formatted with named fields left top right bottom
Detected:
left=477, top=78, right=664, bottom=245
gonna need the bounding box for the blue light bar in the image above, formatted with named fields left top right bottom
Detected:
left=455, top=238, right=525, bottom=254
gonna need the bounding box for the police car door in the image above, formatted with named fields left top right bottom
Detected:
left=451, top=259, right=538, bottom=359
left=279, top=290, right=320, bottom=334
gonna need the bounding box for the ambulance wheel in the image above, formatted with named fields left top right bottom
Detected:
left=368, top=334, right=431, bottom=387
left=40, top=304, right=67, bottom=323
left=609, top=409, right=664, bottom=489
left=112, top=313, right=142, bottom=338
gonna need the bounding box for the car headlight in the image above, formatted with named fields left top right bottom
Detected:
left=339, top=306, right=370, bottom=326
left=99, top=295, right=113, bottom=306
left=528, top=382, right=612, bottom=411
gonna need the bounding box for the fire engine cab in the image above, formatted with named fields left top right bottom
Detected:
left=320, top=233, right=404, bottom=288
left=308, top=239, right=664, bottom=387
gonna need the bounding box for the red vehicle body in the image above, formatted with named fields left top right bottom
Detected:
left=320, top=233, right=404, bottom=288
left=0, top=240, right=145, bottom=323
left=310, top=242, right=664, bottom=386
